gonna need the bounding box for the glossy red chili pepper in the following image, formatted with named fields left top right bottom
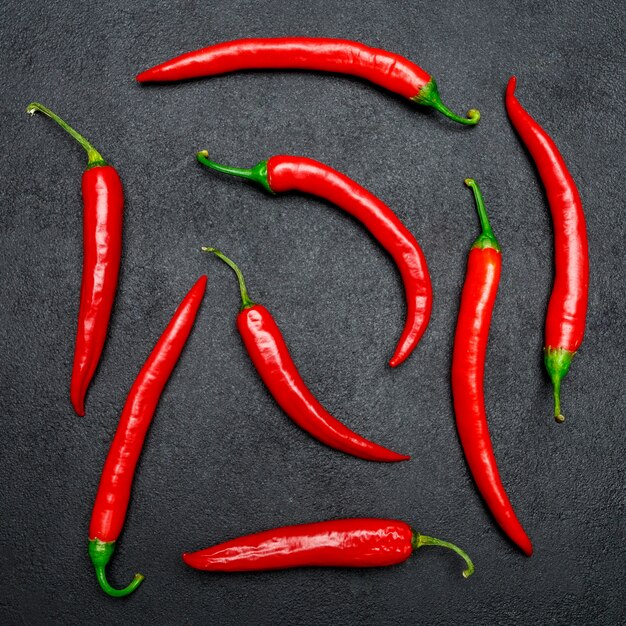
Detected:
left=505, top=77, right=589, bottom=423
left=451, top=179, right=532, bottom=556
left=183, top=518, right=474, bottom=577
left=203, top=248, right=408, bottom=462
left=197, top=152, right=432, bottom=367
left=136, top=38, right=480, bottom=125
left=27, top=103, right=123, bottom=416
left=88, top=276, right=207, bottom=597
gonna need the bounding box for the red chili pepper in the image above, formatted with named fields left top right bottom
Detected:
left=505, top=77, right=589, bottom=423
left=88, top=276, right=207, bottom=597
left=27, top=103, right=124, bottom=416
left=136, top=38, right=480, bottom=125
left=197, top=152, right=432, bottom=367
left=183, top=518, right=474, bottom=578
left=451, top=179, right=532, bottom=556
left=203, top=248, right=408, bottom=462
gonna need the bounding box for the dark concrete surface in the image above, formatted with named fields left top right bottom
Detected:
left=1, top=1, right=624, bottom=624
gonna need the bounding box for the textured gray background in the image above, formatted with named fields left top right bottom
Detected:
left=1, top=0, right=624, bottom=624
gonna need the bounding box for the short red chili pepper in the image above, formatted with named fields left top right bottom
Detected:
left=451, top=179, right=532, bottom=556
left=136, top=37, right=480, bottom=125
left=197, top=152, right=432, bottom=368
left=183, top=518, right=474, bottom=578
left=203, top=248, right=408, bottom=462
left=505, top=77, right=589, bottom=423
left=27, top=103, right=124, bottom=416
left=89, top=276, right=207, bottom=597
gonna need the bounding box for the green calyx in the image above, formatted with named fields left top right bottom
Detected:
left=411, top=79, right=480, bottom=125
left=26, top=102, right=107, bottom=169
left=88, top=539, right=144, bottom=598
left=196, top=150, right=274, bottom=194
left=544, top=347, right=575, bottom=423
left=201, top=247, right=256, bottom=311
left=465, top=178, right=500, bottom=251
left=411, top=530, right=474, bottom=578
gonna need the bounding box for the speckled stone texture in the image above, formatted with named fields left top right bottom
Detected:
left=1, top=1, right=624, bottom=624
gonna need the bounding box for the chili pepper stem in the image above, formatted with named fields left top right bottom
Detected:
left=411, top=531, right=474, bottom=578
left=26, top=103, right=107, bottom=169
left=88, top=539, right=144, bottom=597
left=201, top=247, right=256, bottom=310
left=197, top=151, right=274, bottom=194
left=544, top=347, right=574, bottom=423
left=464, top=179, right=500, bottom=251
left=412, top=79, right=480, bottom=125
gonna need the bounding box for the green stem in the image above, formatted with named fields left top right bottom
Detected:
left=26, top=102, right=106, bottom=168
left=552, top=379, right=563, bottom=423
left=411, top=79, right=480, bottom=125
left=465, top=178, right=500, bottom=251
left=88, top=539, right=144, bottom=598
left=544, top=347, right=574, bottom=423
left=196, top=150, right=273, bottom=194
left=201, top=247, right=256, bottom=310
left=412, top=532, right=475, bottom=578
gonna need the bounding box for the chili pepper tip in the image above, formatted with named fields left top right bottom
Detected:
left=506, top=76, right=517, bottom=98
left=72, top=398, right=86, bottom=417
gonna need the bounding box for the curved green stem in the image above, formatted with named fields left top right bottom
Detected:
left=544, top=347, right=574, bottom=423
left=88, top=539, right=144, bottom=598
left=465, top=178, right=500, bottom=251
left=411, top=79, right=480, bottom=125
left=412, top=531, right=475, bottom=578
left=201, top=247, right=255, bottom=310
left=196, top=150, right=273, bottom=194
left=26, top=102, right=106, bottom=168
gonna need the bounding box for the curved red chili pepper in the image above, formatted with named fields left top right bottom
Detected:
left=203, top=248, right=408, bottom=462
left=451, top=179, right=532, bottom=556
left=197, top=152, right=432, bottom=367
left=88, top=276, right=207, bottom=597
left=505, top=77, right=589, bottom=423
left=136, top=38, right=480, bottom=125
left=27, top=103, right=123, bottom=416
left=183, top=518, right=474, bottom=577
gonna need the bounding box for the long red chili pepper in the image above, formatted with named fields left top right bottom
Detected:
left=88, top=276, right=207, bottom=597
left=505, top=77, right=589, bottom=423
left=451, top=179, right=532, bottom=556
left=197, top=152, right=432, bottom=367
left=27, top=103, right=123, bottom=416
left=203, top=248, right=408, bottom=462
left=183, top=518, right=474, bottom=577
left=136, top=38, right=480, bottom=126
